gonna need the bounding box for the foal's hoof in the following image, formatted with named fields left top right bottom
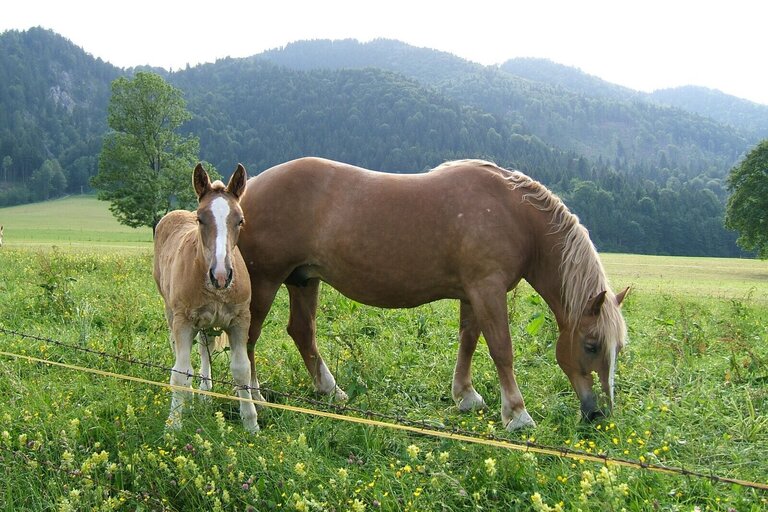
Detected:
left=455, top=390, right=487, bottom=412
left=243, top=418, right=260, bottom=433
left=251, top=391, right=267, bottom=409
left=331, top=386, right=349, bottom=402
left=505, top=410, right=536, bottom=431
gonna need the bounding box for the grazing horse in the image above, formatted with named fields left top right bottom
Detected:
left=153, top=163, right=261, bottom=432
left=238, top=157, right=628, bottom=430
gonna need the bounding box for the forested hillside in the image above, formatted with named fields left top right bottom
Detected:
left=1, top=28, right=760, bottom=257
left=0, top=28, right=119, bottom=204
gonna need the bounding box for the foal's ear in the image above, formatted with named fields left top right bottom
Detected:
left=227, top=163, right=248, bottom=199
left=586, top=290, right=607, bottom=316
left=193, top=163, right=211, bottom=199
left=615, top=286, right=630, bottom=306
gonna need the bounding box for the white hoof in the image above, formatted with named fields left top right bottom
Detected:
left=505, top=410, right=536, bottom=431
left=331, top=386, right=349, bottom=402
left=456, top=390, right=487, bottom=412
left=242, top=416, right=260, bottom=433
left=198, top=379, right=212, bottom=401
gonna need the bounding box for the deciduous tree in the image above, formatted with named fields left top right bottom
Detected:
left=725, top=139, right=768, bottom=258
left=91, top=72, right=204, bottom=232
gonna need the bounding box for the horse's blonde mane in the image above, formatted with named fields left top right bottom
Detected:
left=434, top=159, right=627, bottom=353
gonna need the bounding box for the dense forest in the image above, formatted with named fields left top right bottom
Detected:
left=2, top=28, right=767, bottom=257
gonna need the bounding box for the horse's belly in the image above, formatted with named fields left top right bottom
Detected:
left=317, top=265, right=464, bottom=308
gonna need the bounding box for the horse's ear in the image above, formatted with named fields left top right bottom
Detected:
left=193, top=163, right=210, bottom=199
left=227, top=163, right=247, bottom=199
left=586, top=290, right=607, bottom=316
left=615, top=286, right=630, bottom=306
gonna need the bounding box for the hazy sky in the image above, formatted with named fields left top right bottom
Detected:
left=3, top=0, right=767, bottom=105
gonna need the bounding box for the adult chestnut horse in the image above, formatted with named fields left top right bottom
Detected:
left=238, top=157, right=628, bottom=430
left=154, top=163, right=262, bottom=432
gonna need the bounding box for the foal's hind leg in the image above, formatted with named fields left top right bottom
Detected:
left=198, top=332, right=213, bottom=395
left=466, top=282, right=535, bottom=431
left=452, top=300, right=487, bottom=412
left=287, top=280, right=348, bottom=401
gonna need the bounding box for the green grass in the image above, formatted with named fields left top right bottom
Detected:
left=0, top=198, right=766, bottom=510
left=0, top=195, right=153, bottom=250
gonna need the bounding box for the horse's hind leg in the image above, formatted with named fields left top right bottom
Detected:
left=287, top=280, right=348, bottom=401
left=466, top=282, right=535, bottom=431
left=452, top=300, right=487, bottom=412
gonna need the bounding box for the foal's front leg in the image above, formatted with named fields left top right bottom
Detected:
left=227, top=322, right=259, bottom=432
left=168, top=318, right=197, bottom=429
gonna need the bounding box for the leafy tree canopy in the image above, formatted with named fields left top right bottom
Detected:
left=725, top=139, right=768, bottom=258
left=90, top=72, right=203, bottom=231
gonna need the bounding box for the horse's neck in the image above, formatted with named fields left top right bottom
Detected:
left=525, top=244, right=568, bottom=328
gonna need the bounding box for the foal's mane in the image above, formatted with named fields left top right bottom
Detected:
left=435, top=159, right=626, bottom=351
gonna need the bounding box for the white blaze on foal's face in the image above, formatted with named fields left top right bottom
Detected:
left=209, top=196, right=232, bottom=288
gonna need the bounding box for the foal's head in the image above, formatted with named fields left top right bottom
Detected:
left=555, top=287, right=629, bottom=421
left=193, top=163, right=248, bottom=290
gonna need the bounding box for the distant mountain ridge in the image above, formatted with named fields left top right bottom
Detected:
left=260, top=39, right=762, bottom=174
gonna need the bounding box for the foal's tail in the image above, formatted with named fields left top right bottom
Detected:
left=213, top=332, right=230, bottom=353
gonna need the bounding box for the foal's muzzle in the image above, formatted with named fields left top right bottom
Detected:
left=209, top=267, right=234, bottom=289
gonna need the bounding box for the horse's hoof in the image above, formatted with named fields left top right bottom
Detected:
left=505, top=410, right=536, bottom=431
left=456, top=391, right=486, bottom=412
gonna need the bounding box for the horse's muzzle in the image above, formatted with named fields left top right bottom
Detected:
left=580, top=395, right=612, bottom=422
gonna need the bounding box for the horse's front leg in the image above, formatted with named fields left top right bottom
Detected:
left=168, top=318, right=196, bottom=429
left=452, top=300, right=487, bottom=412
left=246, top=282, right=281, bottom=404
left=467, top=283, right=535, bottom=431
left=287, top=280, right=348, bottom=401
left=227, top=321, right=259, bottom=432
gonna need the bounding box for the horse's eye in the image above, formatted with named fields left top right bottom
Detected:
left=584, top=341, right=600, bottom=354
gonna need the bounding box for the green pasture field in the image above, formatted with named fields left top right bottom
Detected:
left=0, top=195, right=153, bottom=250
left=0, top=197, right=766, bottom=510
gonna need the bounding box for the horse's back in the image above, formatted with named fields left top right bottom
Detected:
left=239, top=157, right=535, bottom=306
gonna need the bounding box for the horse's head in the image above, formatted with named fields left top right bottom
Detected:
left=193, top=163, right=248, bottom=290
left=555, top=287, right=628, bottom=422
left=0, top=225, right=3, bottom=247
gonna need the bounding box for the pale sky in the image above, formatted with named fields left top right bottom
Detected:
left=2, top=0, right=767, bottom=105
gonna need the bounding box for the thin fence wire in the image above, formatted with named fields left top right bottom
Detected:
left=1, top=326, right=766, bottom=492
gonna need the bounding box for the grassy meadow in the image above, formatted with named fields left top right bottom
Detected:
left=0, top=197, right=766, bottom=511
